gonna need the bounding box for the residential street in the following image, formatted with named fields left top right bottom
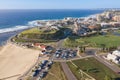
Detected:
left=61, top=62, right=77, bottom=80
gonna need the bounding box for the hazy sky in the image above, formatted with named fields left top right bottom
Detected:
left=0, top=0, right=120, bottom=9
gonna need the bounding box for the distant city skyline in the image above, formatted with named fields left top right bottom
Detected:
left=0, top=0, right=120, bottom=9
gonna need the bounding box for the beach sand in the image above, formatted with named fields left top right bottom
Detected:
left=0, top=47, right=2, bottom=51
left=0, top=43, right=39, bottom=80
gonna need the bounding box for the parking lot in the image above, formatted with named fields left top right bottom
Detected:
left=26, top=48, right=78, bottom=80
left=53, top=48, right=78, bottom=60
left=30, top=60, right=53, bottom=80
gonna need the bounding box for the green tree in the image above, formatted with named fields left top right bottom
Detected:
left=100, top=44, right=106, bottom=52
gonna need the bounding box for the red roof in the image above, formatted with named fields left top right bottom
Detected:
left=34, top=43, right=46, bottom=49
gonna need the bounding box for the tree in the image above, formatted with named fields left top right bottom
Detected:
left=100, top=44, right=106, bottom=52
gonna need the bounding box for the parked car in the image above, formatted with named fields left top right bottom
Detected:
left=56, top=54, right=60, bottom=58
left=40, top=72, right=48, bottom=78
left=33, top=70, right=39, bottom=77
left=41, top=60, right=48, bottom=65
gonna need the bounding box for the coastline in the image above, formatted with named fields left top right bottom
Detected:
left=0, top=10, right=104, bottom=79
left=0, top=28, right=34, bottom=47
left=0, top=28, right=40, bottom=80
left=0, top=10, right=104, bottom=46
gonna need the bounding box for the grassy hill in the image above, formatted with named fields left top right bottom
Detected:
left=13, top=27, right=65, bottom=43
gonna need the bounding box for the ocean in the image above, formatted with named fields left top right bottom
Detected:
left=0, top=9, right=104, bottom=46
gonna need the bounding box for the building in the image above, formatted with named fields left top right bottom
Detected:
left=32, top=43, right=47, bottom=50
left=73, top=22, right=87, bottom=36
left=106, top=12, right=113, bottom=19
left=113, top=15, right=120, bottom=22
left=110, top=22, right=120, bottom=27
left=96, top=14, right=103, bottom=22
left=106, top=50, right=120, bottom=64
left=88, top=25, right=100, bottom=31
left=100, top=23, right=112, bottom=29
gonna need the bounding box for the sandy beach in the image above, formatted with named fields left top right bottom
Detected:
left=0, top=47, right=2, bottom=51
left=0, top=43, right=39, bottom=80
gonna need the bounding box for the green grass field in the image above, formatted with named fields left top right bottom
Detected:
left=64, top=35, right=120, bottom=48
left=21, top=28, right=57, bottom=34
left=43, top=62, right=67, bottom=80
left=67, top=58, right=120, bottom=80
left=13, top=27, right=60, bottom=43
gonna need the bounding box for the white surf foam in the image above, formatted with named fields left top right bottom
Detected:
left=0, top=25, right=34, bottom=33
left=0, top=20, right=43, bottom=34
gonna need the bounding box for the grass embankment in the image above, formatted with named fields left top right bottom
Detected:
left=43, top=62, right=67, bottom=80
left=13, top=27, right=64, bottom=43
left=67, top=58, right=120, bottom=80
left=64, top=35, right=120, bottom=48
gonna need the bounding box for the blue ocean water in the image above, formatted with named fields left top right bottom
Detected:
left=0, top=9, right=104, bottom=46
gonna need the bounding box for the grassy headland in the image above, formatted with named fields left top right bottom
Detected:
left=13, top=27, right=65, bottom=43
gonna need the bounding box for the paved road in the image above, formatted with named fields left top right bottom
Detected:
left=61, top=62, right=77, bottom=80
left=56, top=39, right=64, bottom=48
left=94, top=55, right=120, bottom=73
left=54, top=56, right=93, bottom=62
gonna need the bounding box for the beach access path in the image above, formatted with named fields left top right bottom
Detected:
left=0, top=43, right=39, bottom=80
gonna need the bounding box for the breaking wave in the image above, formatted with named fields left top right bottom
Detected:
left=0, top=20, right=42, bottom=33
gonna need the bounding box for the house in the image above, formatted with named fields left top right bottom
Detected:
left=88, top=25, right=100, bottom=31
left=32, top=43, right=46, bottom=50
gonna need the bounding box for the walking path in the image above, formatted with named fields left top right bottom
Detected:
left=61, top=62, right=77, bottom=80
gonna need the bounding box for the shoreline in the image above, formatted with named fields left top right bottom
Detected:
left=0, top=11, right=103, bottom=46
left=0, top=28, right=34, bottom=47
left=0, top=10, right=104, bottom=51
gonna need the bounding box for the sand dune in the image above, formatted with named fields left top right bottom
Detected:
left=0, top=43, right=39, bottom=80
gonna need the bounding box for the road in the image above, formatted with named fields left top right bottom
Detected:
left=94, top=55, right=120, bottom=73
left=61, top=62, right=77, bottom=80
left=56, top=39, right=64, bottom=48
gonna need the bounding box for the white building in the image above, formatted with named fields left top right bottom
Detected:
left=106, top=12, right=112, bottom=19
left=112, top=50, right=120, bottom=57
left=96, top=14, right=103, bottom=22
left=106, top=50, right=120, bottom=64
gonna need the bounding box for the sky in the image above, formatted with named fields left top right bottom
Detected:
left=0, top=0, right=120, bottom=9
